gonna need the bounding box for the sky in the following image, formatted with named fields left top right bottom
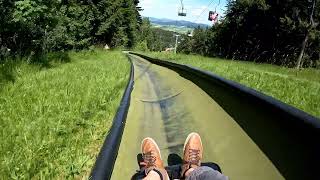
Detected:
left=138, top=0, right=228, bottom=25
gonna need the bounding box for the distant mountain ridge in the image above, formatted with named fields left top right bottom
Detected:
left=145, top=17, right=209, bottom=29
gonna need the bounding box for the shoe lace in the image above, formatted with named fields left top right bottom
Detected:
left=187, top=149, right=200, bottom=165
left=142, top=151, right=156, bottom=167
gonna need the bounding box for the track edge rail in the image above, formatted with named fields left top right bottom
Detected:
left=89, top=54, right=134, bottom=180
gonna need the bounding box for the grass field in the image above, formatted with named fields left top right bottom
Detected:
left=0, top=50, right=129, bottom=179
left=142, top=52, right=320, bottom=118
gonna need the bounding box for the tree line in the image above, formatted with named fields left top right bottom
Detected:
left=3, top=0, right=319, bottom=68
left=135, top=18, right=178, bottom=52
left=178, top=0, right=320, bottom=68
left=0, top=0, right=141, bottom=63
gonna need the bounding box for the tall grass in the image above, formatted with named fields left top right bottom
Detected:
left=143, top=52, right=320, bottom=118
left=0, top=51, right=71, bottom=91
left=0, top=50, right=129, bottom=178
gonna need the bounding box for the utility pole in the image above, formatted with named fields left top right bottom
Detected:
left=174, top=34, right=180, bottom=54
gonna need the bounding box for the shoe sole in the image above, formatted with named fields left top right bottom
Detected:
left=141, top=137, right=162, bottom=160
left=183, top=132, right=203, bottom=155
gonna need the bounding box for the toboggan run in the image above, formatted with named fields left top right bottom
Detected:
left=90, top=52, right=320, bottom=180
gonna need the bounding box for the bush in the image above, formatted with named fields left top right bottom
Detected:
left=0, top=60, right=16, bottom=88
left=316, top=60, right=320, bottom=69
left=47, top=51, right=71, bottom=63
left=135, top=41, right=149, bottom=52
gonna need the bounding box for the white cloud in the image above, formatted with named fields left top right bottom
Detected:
left=139, top=0, right=155, bottom=10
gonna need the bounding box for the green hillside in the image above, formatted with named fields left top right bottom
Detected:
left=142, top=52, right=320, bottom=118
left=152, top=23, right=194, bottom=34
left=0, top=50, right=129, bottom=178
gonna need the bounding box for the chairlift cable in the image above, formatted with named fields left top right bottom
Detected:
left=214, top=0, right=221, bottom=11
left=193, top=0, right=215, bottom=23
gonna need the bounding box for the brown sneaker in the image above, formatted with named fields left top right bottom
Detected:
left=181, top=132, right=203, bottom=178
left=141, top=138, right=169, bottom=180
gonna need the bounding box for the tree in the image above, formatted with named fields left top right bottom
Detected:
left=180, top=0, right=320, bottom=68
left=136, top=17, right=178, bottom=52
left=296, top=0, right=317, bottom=69
left=0, top=0, right=142, bottom=63
left=0, top=0, right=15, bottom=60
left=12, top=0, right=58, bottom=62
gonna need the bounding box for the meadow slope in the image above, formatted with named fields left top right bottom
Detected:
left=0, top=50, right=129, bottom=178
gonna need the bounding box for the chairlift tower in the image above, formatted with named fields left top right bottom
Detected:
left=174, top=34, right=180, bottom=54
left=178, top=0, right=187, bottom=16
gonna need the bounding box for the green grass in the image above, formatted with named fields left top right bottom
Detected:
left=0, top=50, right=129, bottom=179
left=142, top=52, right=320, bottom=118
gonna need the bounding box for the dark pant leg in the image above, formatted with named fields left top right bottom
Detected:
left=186, top=166, right=228, bottom=180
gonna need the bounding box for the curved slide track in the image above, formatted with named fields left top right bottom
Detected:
left=112, top=54, right=282, bottom=179
left=91, top=53, right=320, bottom=180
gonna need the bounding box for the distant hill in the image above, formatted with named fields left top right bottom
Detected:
left=146, top=17, right=210, bottom=29
left=151, top=24, right=193, bottom=34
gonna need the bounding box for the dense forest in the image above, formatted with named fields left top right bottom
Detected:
left=178, top=0, right=320, bottom=68
left=0, top=0, right=141, bottom=63
left=135, top=18, right=178, bottom=52
left=1, top=0, right=320, bottom=68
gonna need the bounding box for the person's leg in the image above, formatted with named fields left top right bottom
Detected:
left=181, top=132, right=203, bottom=178
left=185, top=166, right=228, bottom=180
left=181, top=132, right=228, bottom=180
left=143, top=170, right=162, bottom=180
left=141, top=138, right=169, bottom=180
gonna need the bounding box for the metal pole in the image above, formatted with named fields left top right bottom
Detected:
left=174, top=34, right=180, bottom=54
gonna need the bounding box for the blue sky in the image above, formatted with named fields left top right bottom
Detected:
left=139, top=0, right=228, bottom=25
